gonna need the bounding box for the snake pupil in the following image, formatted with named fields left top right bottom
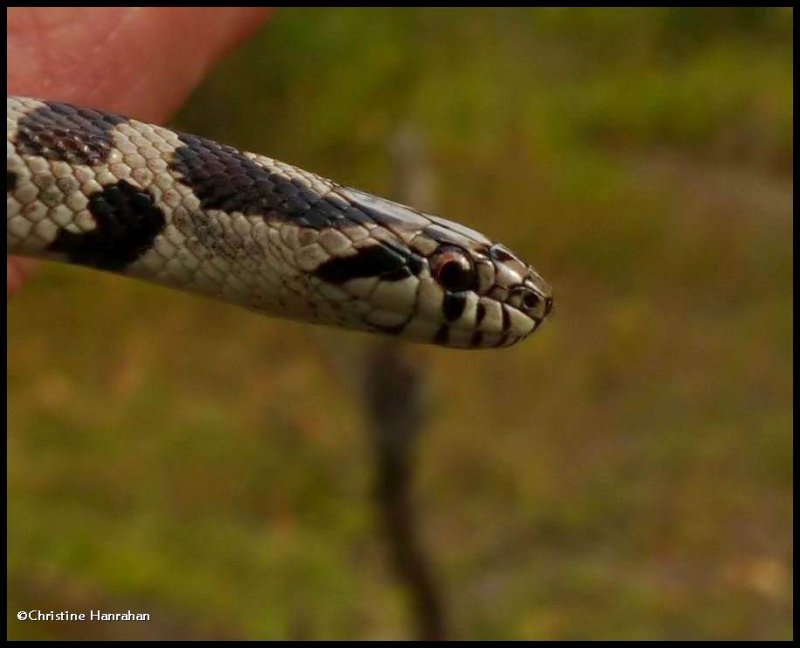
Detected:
left=432, top=246, right=475, bottom=292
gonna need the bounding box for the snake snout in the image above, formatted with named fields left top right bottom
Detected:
left=507, top=272, right=553, bottom=326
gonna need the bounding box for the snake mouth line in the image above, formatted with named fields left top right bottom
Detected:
left=360, top=298, right=540, bottom=349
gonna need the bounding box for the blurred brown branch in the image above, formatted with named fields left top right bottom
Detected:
left=364, top=342, right=447, bottom=641
left=362, top=124, right=448, bottom=641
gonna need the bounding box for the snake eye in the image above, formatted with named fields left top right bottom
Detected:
left=431, top=246, right=476, bottom=292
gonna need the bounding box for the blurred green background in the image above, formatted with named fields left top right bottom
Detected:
left=7, top=7, right=792, bottom=640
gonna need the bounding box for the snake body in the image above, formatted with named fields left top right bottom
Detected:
left=7, top=95, right=552, bottom=348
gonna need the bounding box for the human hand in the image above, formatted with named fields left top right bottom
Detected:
left=7, top=7, right=271, bottom=297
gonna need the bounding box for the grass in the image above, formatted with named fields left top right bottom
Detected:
left=7, top=7, right=792, bottom=640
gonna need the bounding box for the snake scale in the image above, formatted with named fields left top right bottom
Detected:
left=7, top=95, right=553, bottom=348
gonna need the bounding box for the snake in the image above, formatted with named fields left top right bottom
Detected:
left=7, top=95, right=553, bottom=349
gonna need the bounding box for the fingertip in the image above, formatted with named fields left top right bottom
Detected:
left=7, top=258, right=37, bottom=298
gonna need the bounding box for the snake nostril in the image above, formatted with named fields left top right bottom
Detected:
left=544, top=296, right=553, bottom=317
left=521, top=291, right=540, bottom=312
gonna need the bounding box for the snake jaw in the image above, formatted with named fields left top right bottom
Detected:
left=329, top=221, right=553, bottom=349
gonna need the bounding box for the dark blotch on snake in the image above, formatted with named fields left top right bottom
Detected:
left=314, top=244, right=416, bottom=284
left=7, top=171, right=17, bottom=192
left=471, top=331, right=484, bottom=347
left=407, top=254, right=424, bottom=276
left=443, top=292, right=467, bottom=322
left=476, top=303, right=486, bottom=325
left=48, top=180, right=165, bottom=271
left=501, top=305, right=512, bottom=332
left=15, top=101, right=126, bottom=166
left=172, top=133, right=374, bottom=229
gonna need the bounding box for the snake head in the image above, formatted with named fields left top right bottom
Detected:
left=309, top=188, right=554, bottom=349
